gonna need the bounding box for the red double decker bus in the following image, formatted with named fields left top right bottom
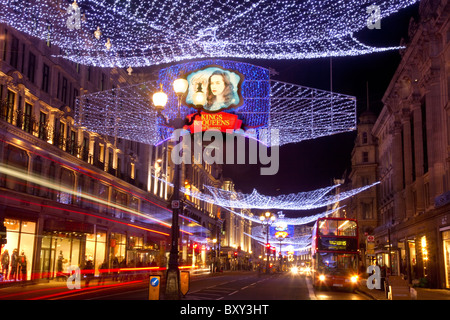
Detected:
left=311, top=217, right=360, bottom=291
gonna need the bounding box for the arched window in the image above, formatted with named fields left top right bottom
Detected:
left=58, top=167, right=74, bottom=204
left=5, top=145, right=28, bottom=192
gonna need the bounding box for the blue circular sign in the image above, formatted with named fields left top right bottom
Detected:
left=150, top=277, right=159, bottom=287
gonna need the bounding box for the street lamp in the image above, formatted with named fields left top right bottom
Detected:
left=275, top=232, right=287, bottom=271
left=152, top=78, right=204, bottom=300
left=260, top=211, right=276, bottom=274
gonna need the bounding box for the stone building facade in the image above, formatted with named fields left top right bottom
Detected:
left=371, top=0, right=450, bottom=288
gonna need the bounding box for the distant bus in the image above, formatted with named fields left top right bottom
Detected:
left=311, top=217, right=359, bottom=291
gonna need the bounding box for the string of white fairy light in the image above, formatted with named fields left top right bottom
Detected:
left=152, top=172, right=377, bottom=250
left=203, top=182, right=380, bottom=210
left=0, top=0, right=418, bottom=67
left=75, top=77, right=357, bottom=147
left=152, top=173, right=378, bottom=222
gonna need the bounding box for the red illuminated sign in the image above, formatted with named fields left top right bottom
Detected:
left=185, top=112, right=242, bottom=133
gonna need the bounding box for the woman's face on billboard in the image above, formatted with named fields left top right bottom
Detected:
left=210, top=74, right=225, bottom=96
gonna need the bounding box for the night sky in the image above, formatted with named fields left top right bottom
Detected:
left=221, top=3, right=420, bottom=201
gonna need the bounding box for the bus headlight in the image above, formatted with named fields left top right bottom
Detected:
left=291, top=266, right=299, bottom=274
left=319, top=275, right=326, bottom=281
left=350, top=275, right=358, bottom=283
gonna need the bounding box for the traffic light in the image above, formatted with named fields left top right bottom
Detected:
left=265, top=243, right=270, bottom=249
left=234, top=251, right=238, bottom=257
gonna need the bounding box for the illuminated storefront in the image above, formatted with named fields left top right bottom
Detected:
left=1, top=218, right=36, bottom=281
left=442, top=230, right=450, bottom=288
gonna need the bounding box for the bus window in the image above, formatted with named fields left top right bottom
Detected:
left=319, top=220, right=338, bottom=236
left=318, top=252, right=358, bottom=274
left=337, top=220, right=357, bottom=236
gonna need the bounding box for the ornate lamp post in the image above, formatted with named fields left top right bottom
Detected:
left=152, top=79, right=204, bottom=299
left=259, top=211, right=276, bottom=274
left=275, top=232, right=287, bottom=271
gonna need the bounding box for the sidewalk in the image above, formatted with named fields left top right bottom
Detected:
left=357, top=277, right=450, bottom=300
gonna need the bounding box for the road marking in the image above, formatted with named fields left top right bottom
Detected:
left=228, top=290, right=239, bottom=296
left=305, top=277, right=317, bottom=300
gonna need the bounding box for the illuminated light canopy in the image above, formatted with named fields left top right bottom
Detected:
left=245, top=231, right=311, bottom=247
left=75, top=60, right=357, bottom=146
left=218, top=203, right=344, bottom=226
left=203, top=182, right=379, bottom=211
left=0, top=0, right=418, bottom=67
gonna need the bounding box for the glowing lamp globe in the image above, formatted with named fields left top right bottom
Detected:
left=173, top=78, right=189, bottom=95
left=152, top=90, right=168, bottom=111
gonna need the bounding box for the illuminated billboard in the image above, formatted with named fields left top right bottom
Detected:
left=270, top=222, right=294, bottom=238
left=183, top=65, right=244, bottom=113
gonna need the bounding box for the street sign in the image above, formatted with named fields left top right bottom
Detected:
left=180, top=271, right=190, bottom=296
left=367, top=235, right=375, bottom=242
left=149, top=275, right=161, bottom=300
left=171, top=200, right=180, bottom=209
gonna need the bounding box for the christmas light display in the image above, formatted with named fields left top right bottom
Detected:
left=220, top=204, right=344, bottom=226
left=203, top=182, right=379, bottom=210
left=75, top=60, right=357, bottom=146
left=245, top=229, right=311, bottom=247
left=0, top=0, right=418, bottom=67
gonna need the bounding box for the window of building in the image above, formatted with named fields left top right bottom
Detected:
left=86, top=231, right=107, bottom=276
left=40, top=230, right=82, bottom=280
left=57, top=121, right=65, bottom=149
left=108, top=150, right=113, bottom=170
left=110, top=233, right=126, bottom=266
left=38, top=111, right=47, bottom=140
left=443, top=231, right=450, bottom=289
left=27, top=52, right=36, bottom=83
left=362, top=202, right=373, bottom=220
left=58, top=167, right=74, bottom=205
left=130, top=162, right=135, bottom=180
left=5, top=89, right=15, bottom=124
left=5, top=144, right=28, bottom=192
left=41, top=63, right=50, bottom=93
left=61, top=77, right=68, bottom=105
left=98, top=183, right=109, bottom=214
left=68, top=129, right=76, bottom=155
left=99, top=144, right=105, bottom=163
left=362, top=151, right=369, bottom=163
left=23, top=102, right=32, bottom=133
left=362, top=132, right=368, bottom=144
left=1, top=219, right=36, bottom=281
left=32, top=155, right=43, bottom=196
left=9, top=34, right=18, bottom=69
left=82, top=137, right=89, bottom=162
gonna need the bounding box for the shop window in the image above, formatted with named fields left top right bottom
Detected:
left=40, top=231, right=82, bottom=280
left=407, top=240, right=417, bottom=281
left=421, top=236, right=428, bottom=277
left=110, top=233, right=126, bottom=267
left=86, top=231, right=106, bottom=276
left=127, top=236, right=143, bottom=267
left=443, top=231, right=450, bottom=289
left=1, top=219, right=36, bottom=281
